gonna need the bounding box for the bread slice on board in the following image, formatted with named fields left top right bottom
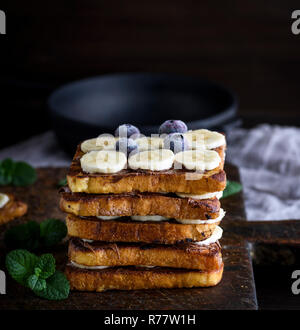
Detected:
left=67, top=144, right=226, bottom=194
left=60, top=190, right=220, bottom=219
left=66, top=214, right=220, bottom=244
left=69, top=238, right=222, bottom=271
left=65, top=263, right=224, bottom=291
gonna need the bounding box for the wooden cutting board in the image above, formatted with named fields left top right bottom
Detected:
left=0, top=165, right=258, bottom=310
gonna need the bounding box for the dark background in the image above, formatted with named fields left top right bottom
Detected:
left=1, top=0, right=300, bottom=149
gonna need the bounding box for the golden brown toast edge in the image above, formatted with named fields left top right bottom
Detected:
left=60, top=191, right=220, bottom=219
left=67, top=145, right=226, bottom=194
left=0, top=194, right=27, bottom=225
left=69, top=238, right=222, bottom=271
left=65, top=263, right=224, bottom=291
left=66, top=214, right=220, bottom=244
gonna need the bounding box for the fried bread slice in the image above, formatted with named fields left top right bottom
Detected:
left=67, top=144, right=226, bottom=194
left=69, top=238, right=222, bottom=271
left=0, top=194, right=27, bottom=225
left=65, top=263, right=224, bottom=291
left=66, top=214, right=220, bottom=244
left=60, top=190, right=220, bottom=219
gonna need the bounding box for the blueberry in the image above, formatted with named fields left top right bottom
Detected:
left=116, top=138, right=138, bottom=156
left=115, top=124, right=140, bottom=138
left=163, top=133, right=189, bottom=153
left=158, top=120, right=188, bottom=135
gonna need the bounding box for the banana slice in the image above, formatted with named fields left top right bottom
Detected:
left=0, top=193, right=9, bottom=209
left=176, top=208, right=225, bottom=224
left=194, top=226, right=223, bottom=245
left=80, top=150, right=127, bottom=174
left=81, top=135, right=117, bottom=153
left=96, top=216, right=121, bottom=220
left=174, top=149, right=221, bottom=171
left=128, top=149, right=174, bottom=171
left=185, top=129, right=225, bottom=150
left=70, top=261, right=109, bottom=270
left=82, top=239, right=94, bottom=243
left=131, top=215, right=169, bottom=221
left=176, top=191, right=223, bottom=200
left=136, top=137, right=164, bottom=150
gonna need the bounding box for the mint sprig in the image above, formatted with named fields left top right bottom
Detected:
left=221, top=180, right=243, bottom=199
left=4, top=221, right=40, bottom=251
left=40, top=219, right=67, bottom=248
left=57, top=178, right=67, bottom=187
left=4, top=218, right=67, bottom=251
left=0, top=158, right=36, bottom=187
left=12, top=161, right=37, bottom=186
left=27, top=275, right=47, bottom=291
left=6, top=249, right=69, bottom=300
left=33, top=271, right=70, bottom=300
left=0, top=159, right=16, bottom=185
left=26, top=254, right=55, bottom=291
left=5, top=250, right=38, bottom=286
left=35, top=254, right=56, bottom=279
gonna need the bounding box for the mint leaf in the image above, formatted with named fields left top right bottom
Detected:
left=40, top=219, right=67, bottom=247
left=0, top=158, right=15, bottom=185
left=5, top=249, right=38, bottom=286
left=12, top=162, right=37, bottom=186
left=34, top=271, right=70, bottom=300
left=5, top=219, right=67, bottom=251
left=34, top=267, right=42, bottom=277
left=6, top=250, right=70, bottom=300
left=35, top=254, right=56, bottom=279
left=222, top=180, right=242, bottom=199
left=0, top=168, right=10, bottom=185
left=0, top=159, right=36, bottom=187
left=58, top=178, right=67, bottom=187
left=27, top=274, right=46, bottom=291
left=4, top=221, right=40, bottom=251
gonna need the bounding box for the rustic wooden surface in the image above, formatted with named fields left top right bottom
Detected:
left=227, top=221, right=300, bottom=246
left=0, top=164, right=259, bottom=310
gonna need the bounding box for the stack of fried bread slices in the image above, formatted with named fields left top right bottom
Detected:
left=61, top=123, right=227, bottom=291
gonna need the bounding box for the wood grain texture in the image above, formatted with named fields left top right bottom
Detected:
left=0, top=164, right=258, bottom=310
left=228, top=221, right=300, bottom=245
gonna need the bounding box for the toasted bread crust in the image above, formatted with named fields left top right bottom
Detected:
left=0, top=194, right=27, bottom=225
left=67, top=145, right=226, bottom=194
left=69, top=238, right=222, bottom=271
left=65, top=264, right=224, bottom=291
left=66, top=214, right=220, bottom=244
left=60, top=191, right=220, bottom=219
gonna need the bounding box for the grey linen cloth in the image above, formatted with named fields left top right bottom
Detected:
left=0, top=131, right=71, bottom=167
left=0, top=125, right=299, bottom=221
left=226, top=124, right=300, bottom=220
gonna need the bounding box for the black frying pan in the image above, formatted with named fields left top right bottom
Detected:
left=48, top=73, right=239, bottom=154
